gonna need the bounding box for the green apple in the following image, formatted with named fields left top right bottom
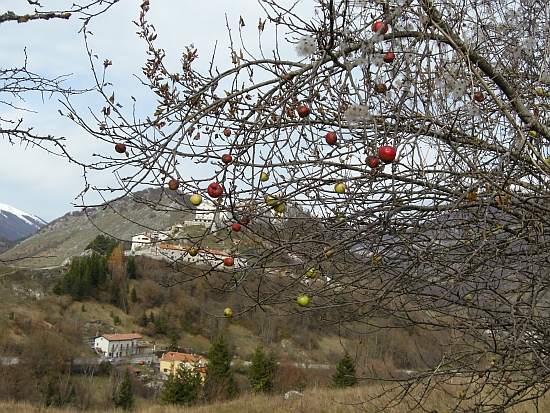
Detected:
left=305, top=267, right=318, bottom=278
left=334, top=183, right=346, bottom=194
left=465, top=294, right=473, bottom=301
left=265, top=195, right=280, bottom=206
left=189, top=194, right=202, bottom=206
left=260, top=172, right=269, bottom=182
left=273, top=202, right=286, bottom=213
left=223, top=308, right=233, bottom=318
left=188, top=248, right=198, bottom=256
left=297, top=295, right=309, bottom=307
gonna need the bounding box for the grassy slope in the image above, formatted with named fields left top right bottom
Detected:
left=0, top=385, right=549, bottom=413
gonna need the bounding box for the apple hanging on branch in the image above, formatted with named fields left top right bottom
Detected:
left=473, top=91, right=485, bottom=102
left=273, top=202, right=286, bottom=213
left=188, top=248, right=198, bottom=257
left=334, top=183, right=346, bottom=194
left=260, top=171, right=269, bottom=182
left=372, top=21, right=389, bottom=34
left=168, top=179, right=179, bottom=190
left=223, top=308, right=233, bottom=318
left=375, top=83, right=387, bottom=94
left=365, top=155, right=380, bottom=168
left=189, top=194, right=202, bottom=206
left=297, top=295, right=309, bottom=307
left=114, top=143, right=126, bottom=154
left=378, top=145, right=396, bottom=164
left=207, top=182, right=223, bottom=198
left=223, top=257, right=235, bottom=267
left=221, top=153, right=233, bottom=164
left=231, top=223, right=241, bottom=232
left=383, top=52, right=395, bottom=63
left=297, top=105, right=310, bottom=118
left=325, top=131, right=337, bottom=145
left=223, top=129, right=231, bottom=137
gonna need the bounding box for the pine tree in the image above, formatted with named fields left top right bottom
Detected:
left=204, top=335, right=236, bottom=400
left=248, top=344, right=277, bottom=394
left=330, top=353, right=357, bottom=388
left=161, top=363, right=202, bottom=406
left=130, top=286, right=138, bottom=303
left=168, top=333, right=179, bottom=352
left=114, top=370, right=135, bottom=411
left=127, top=256, right=137, bottom=279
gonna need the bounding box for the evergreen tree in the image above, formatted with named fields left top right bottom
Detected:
left=330, top=353, right=358, bottom=388
left=114, top=370, right=135, bottom=411
left=41, top=378, right=57, bottom=407
left=85, top=234, right=119, bottom=256
left=249, top=344, right=277, bottom=394
left=127, top=256, right=137, bottom=279
left=204, top=335, right=236, bottom=400
left=130, top=286, right=138, bottom=303
left=137, top=311, right=149, bottom=327
left=168, top=333, right=179, bottom=352
left=161, top=363, right=202, bottom=406
left=154, top=307, right=168, bottom=335
left=109, top=281, right=119, bottom=306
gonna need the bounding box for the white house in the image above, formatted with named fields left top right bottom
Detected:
left=94, top=333, right=143, bottom=358
left=130, top=231, right=169, bottom=252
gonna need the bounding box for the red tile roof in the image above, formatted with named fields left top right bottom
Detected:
left=160, top=351, right=203, bottom=363
left=101, top=333, right=142, bottom=341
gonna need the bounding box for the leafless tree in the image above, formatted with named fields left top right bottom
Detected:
left=40, top=0, right=550, bottom=411
left=1, top=0, right=119, bottom=157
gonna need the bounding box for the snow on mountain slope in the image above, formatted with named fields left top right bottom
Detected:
left=0, top=203, right=48, bottom=241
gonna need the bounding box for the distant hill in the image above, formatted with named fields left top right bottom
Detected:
left=0, top=203, right=47, bottom=241
left=0, top=188, right=194, bottom=267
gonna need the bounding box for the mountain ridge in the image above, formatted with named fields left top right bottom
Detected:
left=0, top=203, right=47, bottom=242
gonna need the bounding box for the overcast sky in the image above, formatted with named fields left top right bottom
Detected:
left=1, top=0, right=309, bottom=222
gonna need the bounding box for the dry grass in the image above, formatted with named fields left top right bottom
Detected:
left=1, top=384, right=550, bottom=413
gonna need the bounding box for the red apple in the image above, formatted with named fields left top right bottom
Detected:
left=375, top=83, right=387, bottom=93
left=231, top=223, right=241, bottom=232
left=223, top=129, right=231, bottom=137
left=383, top=52, right=395, bottom=63
left=297, top=105, right=310, bottom=118
left=207, top=182, right=223, bottom=198
left=325, top=131, right=337, bottom=145
left=282, top=74, right=292, bottom=81
left=115, top=143, right=126, bottom=153
left=241, top=215, right=251, bottom=225
left=378, top=145, right=396, bottom=163
left=372, top=21, right=388, bottom=34
left=168, top=179, right=179, bottom=190
left=221, top=153, right=233, bottom=164
left=365, top=155, right=380, bottom=168
left=223, top=257, right=235, bottom=266
left=473, top=91, right=484, bottom=102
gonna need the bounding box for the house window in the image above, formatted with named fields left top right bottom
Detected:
left=164, top=368, right=168, bottom=373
